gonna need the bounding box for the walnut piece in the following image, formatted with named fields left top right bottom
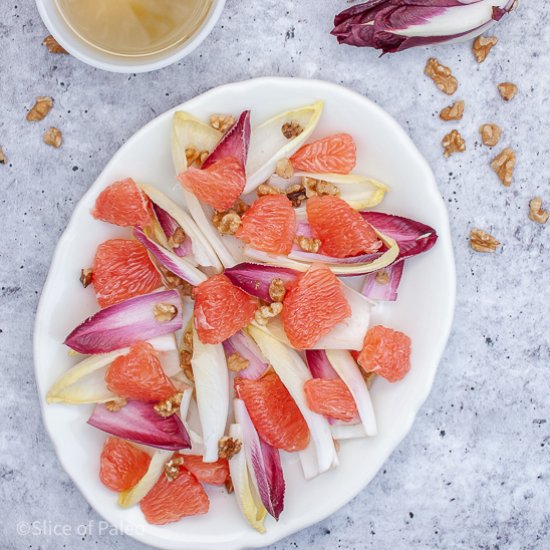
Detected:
left=470, top=229, right=500, bottom=253
left=168, top=226, right=186, bottom=249
left=282, top=121, right=304, bottom=139
left=80, top=268, right=93, bottom=288
left=157, top=264, right=193, bottom=295
left=498, top=82, right=518, bottom=101
left=26, top=96, right=53, bottom=122
left=303, top=177, right=340, bottom=198
left=180, top=349, right=194, bottom=382
left=528, top=197, right=549, bottom=225
left=269, top=278, right=286, bottom=302
left=439, top=100, right=464, bottom=122
left=43, top=127, right=62, bottom=148
left=42, top=35, right=68, bottom=54
left=255, top=302, right=283, bottom=326
left=212, top=210, right=242, bottom=235
left=105, top=398, right=127, bottom=412
left=153, top=303, right=178, bottom=322
left=285, top=183, right=307, bottom=207
left=0, top=147, right=6, bottom=164
left=442, top=129, right=466, bottom=157
left=375, top=269, right=390, bottom=285
left=210, top=114, right=235, bottom=133
left=257, top=183, right=281, bottom=197
left=185, top=147, right=209, bottom=167
left=479, top=124, right=502, bottom=147
left=154, top=392, right=183, bottom=418
left=296, top=235, right=322, bottom=253
left=275, top=157, right=294, bottom=179
left=491, top=148, right=516, bottom=187
left=182, top=329, right=193, bottom=352
left=218, top=436, right=242, bottom=460
left=472, top=36, right=498, bottom=63
left=164, top=456, right=185, bottom=481
left=227, top=352, right=250, bottom=373
left=424, top=58, right=458, bottom=95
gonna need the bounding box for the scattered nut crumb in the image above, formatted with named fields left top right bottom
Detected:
left=498, top=82, right=518, bottom=101
left=80, top=268, right=93, bottom=288
left=180, top=349, right=194, bottom=382
left=303, top=177, right=340, bottom=198
left=26, top=96, right=53, bottom=122
left=285, top=183, right=307, bottom=207
left=269, top=278, right=286, bottom=303
left=168, top=227, right=186, bottom=249
left=43, top=127, right=62, bottom=148
left=470, top=229, right=500, bottom=253
left=472, top=36, right=498, bottom=63
left=224, top=477, right=234, bottom=493
left=254, top=302, right=283, bottom=326
left=156, top=264, right=193, bottom=296
left=105, top=398, right=127, bottom=412
left=210, top=114, right=235, bottom=133
left=296, top=235, right=322, bottom=253
left=212, top=209, right=242, bottom=235
left=164, top=455, right=185, bottom=480
left=528, top=197, right=549, bottom=224
left=153, top=303, right=178, bottom=322
left=282, top=120, right=304, bottom=139
left=42, top=35, right=68, bottom=54
left=185, top=146, right=209, bottom=167
left=154, top=393, right=183, bottom=417
left=424, top=58, right=458, bottom=95
left=439, top=100, right=464, bottom=121
left=218, top=436, right=242, bottom=460
left=491, top=147, right=516, bottom=187
left=0, top=147, right=6, bottom=165
left=257, top=183, right=281, bottom=197
left=479, top=124, right=502, bottom=147
left=375, top=270, right=390, bottom=285
left=182, top=330, right=193, bottom=352
left=442, top=129, right=466, bottom=157
left=227, top=352, right=250, bottom=373
left=275, top=157, right=294, bottom=179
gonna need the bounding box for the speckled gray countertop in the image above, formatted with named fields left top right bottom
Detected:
left=1, top=2, right=549, bottom=549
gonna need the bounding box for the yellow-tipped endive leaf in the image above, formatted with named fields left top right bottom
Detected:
left=244, top=101, right=324, bottom=193
left=140, top=184, right=222, bottom=272
left=170, top=112, right=237, bottom=268
left=228, top=423, right=267, bottom=533
left=118, top=449, right=172, bottom=508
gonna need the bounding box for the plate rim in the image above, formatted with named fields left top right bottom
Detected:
left=33, top=76, right=457, bottom=550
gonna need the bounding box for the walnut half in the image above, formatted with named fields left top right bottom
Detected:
left=472, top=36, right=498, bottom=63
left=439, top=100, right=464, bottom=122
left=424, top=58, right=458, bottom=95
left=442, top=130, right=466, bottom=158
left=479, top=124, right=502, bottom=147
left=491, top=148, right=516, bottom=187
left=528, top=197, right=549, bottom=225
left=470, top=229, right=500, bottom=253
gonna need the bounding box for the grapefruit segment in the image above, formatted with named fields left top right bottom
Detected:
left=92, top=239, right=162, bottom=308
left=357, top=325, right=411, bottom=383
left=282, top=263, right=351, bottom=349
left=306, top=195, right=382, bottom=258
left=235, top=372, right=309, bottom=452
left=236, top=195, right=296, bottom=254
left=290, top=133, right=356, bottom=174
left=303, top=378, right=358, bottom=422
left=182, top=454, right=229, bottom=485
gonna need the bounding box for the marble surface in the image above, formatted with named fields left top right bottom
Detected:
left=1, top=2, right=549, bottom=549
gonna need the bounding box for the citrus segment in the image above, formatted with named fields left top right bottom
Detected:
left=282, top=263, right=351, bottom=349
left=357, top=325, right=411, bottom=383
left=105, top=342, right=176, bottom=402
left=236, top=195, right=296, bottom=254
left=92, top=239, right=161, bottom=308
left=235, top=372, right=309, bottom=452
left=194, top=274, right=258, bottom=344
left=183, top=454, right=229, bottom=485
left=178, top=157, right=245, bottom=211
left=140, top=465, right=209, bottom=525
left=303, top=378, right=357, bottom=422
left=99, top=436, right=151, bottom=492
left=92, top=178, right=153, bottom=227
left=290, top=133, right=356, bottom=174
left=306, top=195, right=382, bottom=258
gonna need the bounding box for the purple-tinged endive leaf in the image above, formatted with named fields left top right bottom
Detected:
left=362, top=260, right=405, bottom=301
left=152, top=203, right=193, bottom=257
left=305, top=350, right=340, bottom=381
left=223, top=331, right=270, bottom=380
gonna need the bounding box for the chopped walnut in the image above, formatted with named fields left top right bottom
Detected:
left=442, top=129, right=466, bottom=158
left=0, top=147, right=6, bottom=164
left=285, top=183, right=307, bottom=207
left=43, top=127, right=62, bottom=148
left=105, top=398, right=127, bottom=412
left=439, top=100, right=464, bottom=122
left=153, top=303, right=178, bottom=322
left=80, top=268, right=93, bottom=288
left=254, top=302, right=283, bottom=326
left=472, top=36, right=498, bottom=63
left=491, top=148, right=516, bottom=187
left=268, top=278, right=286, bottom=303
left=281, top=120, right=304, bottom=139
left=498, top=82, right=518, bottom=101
left=157, top=264, right=193, bottom=296
left=164, top=455, right=185, bottom=480
left=210, top=114, right=235, bottom=133
left=212, top=209, right=242, bottom=235
left=375, top=269, right=390, bottom=285
left=168, top=227, right=186, bottom=249
left=424, top=58, right=458, bottom=95
left=275, top=157, right=294, bottom=179
left=470, top=229, right=500, bottom=253
left=185, top=147, right=209, bottom=167
left=227, top=352, right=250, bottom=373
left=479, top=124, right=502, bottom=147
left=26, top=96, right=53, bottom=122
left=528, top=197, right=549, bottom=225
left=42, top=35, right=68, bottom=54
left=154, top=392, right=183, bottom=417
left=296, top=235, right=322, bottom=253
left=218, top=436, right=242, bottom=460
left=182, top=329, right=193, bottom=352
left=180, top=349, right=194, bottom=382
left=303, top=177, right=340, bottom=198
left=224, top=477, right=234, bottom=493
left=257, top=183, right=281, bottom=197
